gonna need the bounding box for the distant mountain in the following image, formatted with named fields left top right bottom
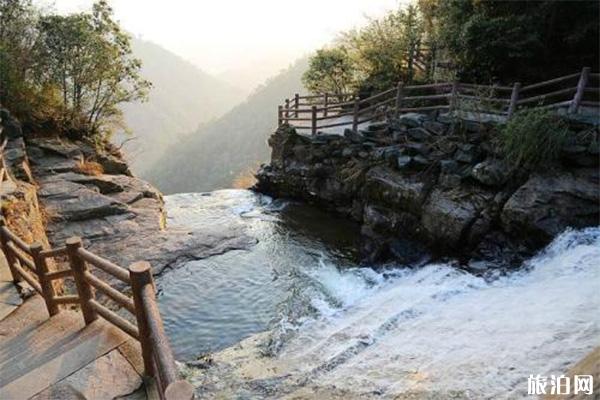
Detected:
left=118, top=38, right=245, bottom=175
left=217, top=53, right=307, bottom=96
left=145, top=57, right=309, bottom=194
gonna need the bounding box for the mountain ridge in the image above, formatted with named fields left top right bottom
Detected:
left=145, top=57, right=309, bottom=194
left=118, top=38, right=245, bottom=175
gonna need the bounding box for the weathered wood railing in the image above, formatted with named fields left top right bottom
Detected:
left=0, top=219, right=194, bottom=400
left=279, top=67, right=599, bottom=134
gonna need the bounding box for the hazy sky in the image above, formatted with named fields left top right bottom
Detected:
left=42, top=0, right=405, bottom=76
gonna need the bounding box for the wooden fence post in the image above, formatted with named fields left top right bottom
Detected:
left=395, top=82, right=404, bottom=119
left=507, top=82, right=521, bottom=119
left=352, top=97, right=360, bottom=132
left=323, top=93, right=329, bottom=117
left=311, top=106, right=317, bottom=135
left=129, top=261, right=155, bottom=376
left=30, top=243, right=59, bottom=316
left=294, top=93, right=299, bottom=117
left=449, top=80, right=459, bottom=113
left=568, top=67, right=590, bottom=114
left=285, top=98, right=290, bottom=121
left=66, top=237, right=97, bottom=325
left=277, top=105, right=283, bottom=127
left=0, top=218, right=20, bottom=283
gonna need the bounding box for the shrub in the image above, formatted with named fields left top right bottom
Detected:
left=499, top=108, right=570, bottom=170
left=75, top=159, right=104, bottom=176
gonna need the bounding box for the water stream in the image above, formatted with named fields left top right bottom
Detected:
left=157, top=189, right=599, bottom=398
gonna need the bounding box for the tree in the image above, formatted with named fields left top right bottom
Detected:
left=35, top=0, right=150, bottom=138
left=302, top=48, right=354, bottom=96
left=423, top=0, right=599, bottom=83
left=0, top=0, right=40, bottom=116
left=341, top=5, right=424, bottom=91
left=304, top=5, right=427, bottom=95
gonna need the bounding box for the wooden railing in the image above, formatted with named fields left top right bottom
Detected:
left=0, top=220, right=195, bottom=400
left=0, top=112, right=194, bottom=398
left=279, top=67, right=599, bottom=134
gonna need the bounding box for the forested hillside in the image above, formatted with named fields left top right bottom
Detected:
left=119, top=38, right=245, bottom=175
left=146, top=58, right=308, bottom=194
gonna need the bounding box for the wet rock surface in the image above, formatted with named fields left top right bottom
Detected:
left=256, top=115, right=599, bottom=267
left=26, top=137, right=256, bottom=282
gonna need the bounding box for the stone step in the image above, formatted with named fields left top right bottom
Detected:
left=0, top=252, right=22, bottom=322
left=0, top=316, right=129, bottom=399
left=0, top=310, right=83, bottom=372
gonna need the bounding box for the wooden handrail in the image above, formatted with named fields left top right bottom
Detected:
left=84, top=270, right=136, bottom=313
left=458, top=83, right=513, bottom=91
left=77, top=247, right=131, bottom=284
left=404, top=82, right=452, bottom=90
left=89, top=299, right=139, bottom=339
left=6, top=241, right=35, bottom=271
left=45, top=268, right=73, bottom=281
left=40, top=246, right=67, bottom=258
left=0, top=226, right=31, bottom=253
left=9, top=258, right=42, bottom=294
left=520, top=72, right=580, bottom=91
left=0, top=228, right=195, bottom=399
left=517, top=86, right=577, bottom=105
left=278, top=68, right=598, bottom=133
left=130, top=261, right=195, bottom=400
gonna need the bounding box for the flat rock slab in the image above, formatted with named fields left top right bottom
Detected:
left=41, top=182, right=129, bottom=222
left=28, top=137, right=257, bottom=286
left=29, top=349, right=143, bottom=400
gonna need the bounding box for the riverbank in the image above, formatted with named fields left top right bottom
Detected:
left=256, top=114, right=599, bottom=268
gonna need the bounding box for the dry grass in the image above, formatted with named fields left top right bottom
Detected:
left=232, top=166, right=258, bottom=189
left=2, top=191, right=46, bottom=245
left=75, top=159, right=104, bottom=176
left=2, top=184, right=65, bottom=295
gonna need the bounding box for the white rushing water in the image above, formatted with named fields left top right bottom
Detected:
left=267, top=227, right=600, bottom=398
left=162, top=191, right=598, bottom=398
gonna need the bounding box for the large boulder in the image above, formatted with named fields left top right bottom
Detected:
left=398, top=113, right=429, bottom=128
left=363, top=166, right=427, bottom=214
left=501, top=168, right=599, bottom=246
left=94, top=152, right=132, bottom=175
left=471, top=158, right=510, bottom=186
left=421, top=187, right=493, bottom=249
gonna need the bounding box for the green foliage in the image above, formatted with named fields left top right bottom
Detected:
left=0, top=0, right=150, bottom=140
left=302, top=48, right=354, bottom=95
left=0, top=0, right=40, bottom=117
left=500, top=108, right=570, bottom=170
left=341, top=5, right=424, bottom=92
left=303, top=4, right=427, bottom=95
left=304, top=0, right=598, bottom=93
left=421, top=0, right=599, bottom=83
